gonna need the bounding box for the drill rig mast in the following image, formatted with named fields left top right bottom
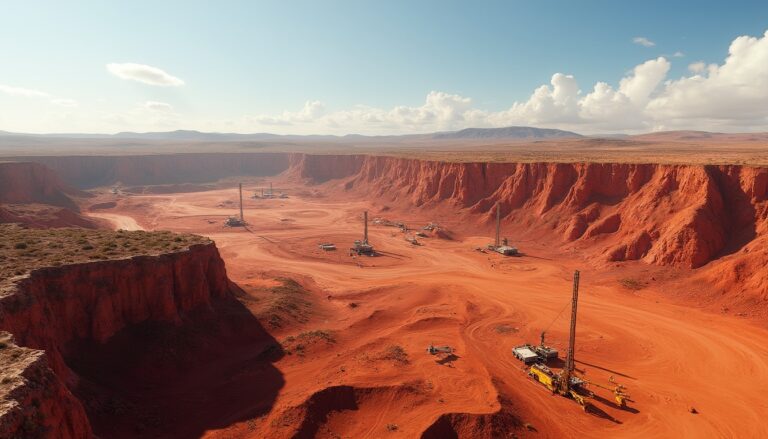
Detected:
left=560, top=270, right=580, bottom=393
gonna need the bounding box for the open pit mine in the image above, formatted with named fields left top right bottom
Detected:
left=2, top=148, right=768, bottom=438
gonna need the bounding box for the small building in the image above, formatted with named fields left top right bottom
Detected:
left=495, top=245, right=518, bottom=256
left=512, top=345, right=540, bottom=364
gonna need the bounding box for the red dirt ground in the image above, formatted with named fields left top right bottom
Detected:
left=82, top=180, right=768, bottom=438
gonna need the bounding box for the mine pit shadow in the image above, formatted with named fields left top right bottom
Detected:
left=66, top=286, right=285, bottom=438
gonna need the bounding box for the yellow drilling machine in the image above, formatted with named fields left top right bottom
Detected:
left=514, top=270, right=629, bottom=411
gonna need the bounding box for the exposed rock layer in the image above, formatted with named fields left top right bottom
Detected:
left=288, top=154, right=768, bottom=270
left=10, top=152, right=768, bottom=271
left=0, top=242, right=232, bottom=438
left=0, top=334, right=91, bottom=439
left=0, top=161, right=99, bottom=228
left=10, top=153, right=290, bottom=188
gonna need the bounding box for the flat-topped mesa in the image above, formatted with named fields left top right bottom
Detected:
left=6, top=151, right=768, bottom=272
left=0, top=225, right=232, bottom=438
left=8, top=153, right=291, bottom=189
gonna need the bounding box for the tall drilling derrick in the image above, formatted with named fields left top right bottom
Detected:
left=239, top=183, right=244, bottom=222
left=495, top=202, right=501, bottom=248
left=561, top=270, right=580, bottom=392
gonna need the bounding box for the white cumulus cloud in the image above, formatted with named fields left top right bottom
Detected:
left=144, top=100, right=174, bottom=112
left=243, top=30, right=768, bottom=134
left=252, top=100, right=326, bottom=125
left=51, top=98, right=78, bottom=107
left=107, top=63, right=185, bottom=86
left=0, top=84, right=50, bottom=98
left=646, top=30, right=768, bottom=126
left=633, top=36, right=656, bottom=47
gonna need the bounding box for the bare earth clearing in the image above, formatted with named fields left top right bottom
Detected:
left=86, top=183, right=768, bottom=438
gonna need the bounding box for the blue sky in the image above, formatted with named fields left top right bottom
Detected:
left=1, top=1, right=767, bottom=134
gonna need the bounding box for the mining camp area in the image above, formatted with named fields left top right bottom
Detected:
left=1, top=135, right=768, bottom=439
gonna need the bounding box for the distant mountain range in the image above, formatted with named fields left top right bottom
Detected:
left=432, top=126, right=582, bottom=140
left=3, top=127, right=766, bottom=143
left=0, top=126, right=583, bottom=142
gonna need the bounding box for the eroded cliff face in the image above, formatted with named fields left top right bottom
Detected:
left=0, top=242, right=232, bottom=438
left=0, top=162, right=101, bottom=228
left=10, top=153, right=291, bottom=188
left=287, top=154, right=768, bottom=270
left=12, top=152, right=768, bottom=272
left=0, top=162, right=85, bottom=209
left=0, top=334, right=91, bottom=439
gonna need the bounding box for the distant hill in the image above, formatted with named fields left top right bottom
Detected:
left=433, top=126, right=583, bottom=140
left=630, top=130, right=768, bottom=142
left=1, top=126, right=583, bottom=142
left=113, top=130, right=278, bottom=141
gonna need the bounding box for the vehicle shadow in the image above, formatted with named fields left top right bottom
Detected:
left=436, top=353, right=461, bottom=366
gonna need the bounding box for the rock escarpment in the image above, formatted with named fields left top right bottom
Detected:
left=0, top=161, right=84, bottom=209
left=0, top=241, right=232, bottom=438
left=0, top=161, right=98, bottom=228
left=10, top=151, right=768, bottom=272
left=288, top=154, right=768, bottom=270
left=10, top=153, right=291, bottom=188
left=0, top=334, right=91, bottom=439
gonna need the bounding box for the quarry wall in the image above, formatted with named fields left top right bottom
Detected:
left=288, top=154, right=768, bottom=270
left=0, top=243, right=231, bottom=438
left=8, top=153, right=291, bottom=188
left=9, top=152, right=768, bottom=271
left=0, top=161, right=84, bottom=209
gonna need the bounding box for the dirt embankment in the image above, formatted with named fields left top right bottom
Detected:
left=288, top=154, right=767, bottom=267
left=8, top=153, right=291, bottom=189
left=10, top=151, right=768, bottom=305
left=285, top=153, right=768, bottom=308
left=0, top=162, right=85, bottom=209
left=0, top=161, right=100, bottom=228
left=0, top=334, right=91, bottom=439
left=0, top=241, right=240, bottom=438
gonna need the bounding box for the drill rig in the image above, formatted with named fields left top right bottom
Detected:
left=526, top=270, right=592, bottom=410
left=524, top=270, right=631, bottom=411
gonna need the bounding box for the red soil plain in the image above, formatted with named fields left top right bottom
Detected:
left=3, top=137, right=768, bottom=438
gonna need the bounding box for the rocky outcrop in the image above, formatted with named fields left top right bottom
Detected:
left=0, top=334, right=91, bottom=439
left=286, top=155, right=768, bottom=269
left=0, top=161, right=100, bottom=228
left=0, top=162, right=85, bottom=209
left=9, top=152, right=768, bottom=271
left=0, top=242, right=232, bottom=438
left=9, top=153, right=291, bottom=188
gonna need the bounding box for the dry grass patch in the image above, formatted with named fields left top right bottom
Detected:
left=0, top=224, right=209, bottom=288
left=282, top=329, right=336, bottom=356
left=619, top=278, right=648, bottom=290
